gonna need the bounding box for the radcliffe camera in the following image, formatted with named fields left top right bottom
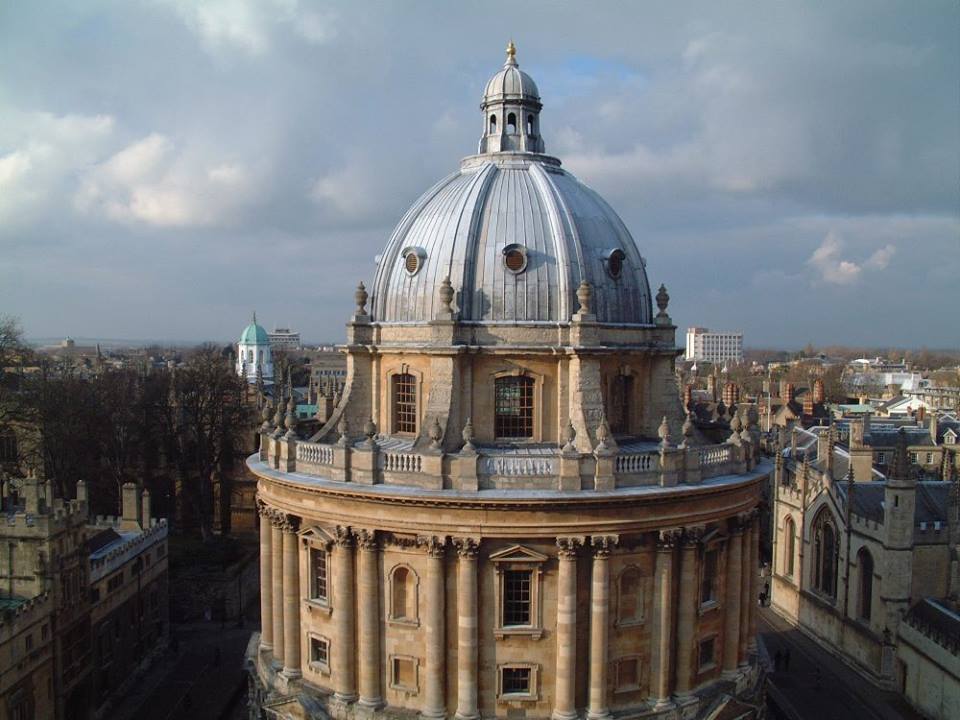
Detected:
left=0, top=3, right=957, bottom=720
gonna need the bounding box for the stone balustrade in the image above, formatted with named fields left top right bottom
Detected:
left=297, top=442, right=335, bottom=466
left=380, top=451, right=422, bottom=473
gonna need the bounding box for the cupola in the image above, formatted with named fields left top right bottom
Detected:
left=478, top=41, right=545, bottom=155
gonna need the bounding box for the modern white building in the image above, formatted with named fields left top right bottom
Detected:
left=685, top=327, right=743, bottom=364
left=236, top=312, right=274, bottom=383
left=268, top=327, right=301, bottom=350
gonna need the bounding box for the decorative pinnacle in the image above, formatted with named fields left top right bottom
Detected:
left=355, top=282, right=368, bottom=315
left=506, top=40, right=517, bottom=65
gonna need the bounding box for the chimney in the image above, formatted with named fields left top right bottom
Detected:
left=930, top=410, right=939, bottom=443
left=76, top=479, right=87, bottom=504
left=707, top=374, right=717, bottom=402
left=785, top=383, right=795, bottom=403
left=121, top=482, right=142, bottom=530
left=813, top=377, right=825, bottom=404
left=723, top=382, right=740, bottom=408
left=803, top=392, right=814, bottom=418
left=917, top=406, right=925, bottom=423
left=141, top=488, right=152, bottom=525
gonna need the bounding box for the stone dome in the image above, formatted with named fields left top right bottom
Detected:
left=371, top=45, right=653, bottom=326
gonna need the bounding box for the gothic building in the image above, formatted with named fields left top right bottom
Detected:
left=248, top=45, right=769, bottom=720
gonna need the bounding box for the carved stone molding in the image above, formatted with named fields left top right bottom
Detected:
left=590, top=535, right=618, bottom=557
left=452, top=536, right=480, bottom=558
left=682, top=525, right=706, bottom=546
left=279, top=513, right=301, bottom=533
left=383, top=533, right=420, bottom=549
left=556, top=536, right=585, bottom=559
left=417, top=534, right=448, bottom=558
left=355, top=528, right=377, bottom=551
left=656, top=528, right=683, bottom=550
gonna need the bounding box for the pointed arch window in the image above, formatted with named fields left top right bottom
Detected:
left=813, top=510, right=838, bottom=598
left=783, top=516, right=796, bottom=577
left=857, top=547, right=874, bottom=621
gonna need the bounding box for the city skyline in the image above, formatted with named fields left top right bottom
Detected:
left=1, top=1, right=958, bottom=347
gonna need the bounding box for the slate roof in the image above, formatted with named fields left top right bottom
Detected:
left=838, top=481, right=951, bottom=526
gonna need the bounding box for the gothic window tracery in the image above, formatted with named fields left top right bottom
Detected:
left=813, top=509, right=838, bottom=599
left=857, top=547, right=874, bottom=621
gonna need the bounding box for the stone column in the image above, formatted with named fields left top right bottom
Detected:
left=587, top=535, right=616, bottom=720
left=674, top=527, right=703, bottom=697
left=271, top=514, right=285, bottom=668
left=650, top=530, right=680, bottom=709
left=420, top=535, right=447, bottom=719
left=258, top=502, right=274, bottom=652
left=357, top=529, right=383, bottom=708
left=722, top=520, right=744, bottom=677
left=333, top=526, right=358, bottom=703
left=738, top=517, right=752, bottom=667
left=454, top=537, right=480, bottom=720
left=282, top=514, right=302, bottom=678
left=553, top=537, right=583, bottom=720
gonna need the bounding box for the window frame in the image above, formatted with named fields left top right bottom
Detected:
left=856, top=546, right=874, bottom=622
left=385, top=365, right=423, bottom=437
left=497, top=663, right=540, bottom=702
left=490, top=545, right=547, bottom=639
left=614, top=655, right=642, bottom=693
left=388, top=563, right=420, bottom=627
left=607, top=372, right=634, bottom=435
left=615, top=565, right=646, bottom=627
left=389, top=654, right=420, bottom=694
left=782, top=515, right=797, bottom=579
left=307, top=633, right=331, bottom=675
left=697, top=634, right=718, bottom=673
left=301, top=527, right=334, bottom=615
left=812, top=508, right=839, bottom=600
left=491, top=369, right=543, bottom=442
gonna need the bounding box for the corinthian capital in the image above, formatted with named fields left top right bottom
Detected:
left=355, top=528, right=377, bottom=550
left=556, top=536, right=584, bottom=559
left=656, top=528, right=682, bottom=550
left=452, top=536, right=480, bottom=558
left=590, top=534, right=619, bottom=557
left=279, top=514, right=301, bottom=533
left=334, top=525, right=354, bottom=547
left=417, top=534, right=448, bottom=558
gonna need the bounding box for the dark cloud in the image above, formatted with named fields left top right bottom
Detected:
left=0, top=0, right=957, bottom=347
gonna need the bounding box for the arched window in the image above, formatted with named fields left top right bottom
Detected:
left=813, top=510, right=838, bottom=598
left=617, top=567, right=643, bottom=624
left=489, top=114, right=497, bottom=134
left=507, top=112, right=517, bottom=133
left=392, top=373, right=417, bottom=434
left=608, top=374, right=633, bottom=434
left=390, top=566, right=417, bottom=622
left=857, top=547, right=874, bottom=621
left=783, top=516, right=796, bottom=577
left=527, top=114, right=534, bottom=135
left=495, top=376, right=535, bottom=439
left=247, top=349, right=253, bottom=362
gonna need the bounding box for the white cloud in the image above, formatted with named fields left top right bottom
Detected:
left=0, top=112, right=115, bottom=226
left=156, top=0, right=336, bottom=56
left=806, top=231, right=896, bottom=285
left=76, top=134, right=256, bottom=227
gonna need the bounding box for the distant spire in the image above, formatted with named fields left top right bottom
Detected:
left=506, top=39, right=517, bottom=66
left=252, top=310, right=257, bottom=324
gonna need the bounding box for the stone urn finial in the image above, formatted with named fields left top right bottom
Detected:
left=576, top=280, right=592, bottom=315
left=656, top=284, right=669, bottom=315
left=364, top=418, right=378, bottom=447
left=561, top=419, right=577, bottom=453
left=730, top=409, right=743, bottom=434
left=284, top=397, right=298, bottom=439
left=461, top=417, right=476, bottom=453
left=273, top=389, right=285, bottom=430
left=337, top=415, right=349, bottom=447
left=680, top=412, right=694, bottom=448
left=355, top=281, right=369, bottom=315
left=438, top=277, right=455, bottom=314
left=658, top=415, right=672, bottom=449
left=429, top=417, right=443, bottom=450
left=260, top=400, right=273, bottom=432
left=596, top=413, right=616, bottom=452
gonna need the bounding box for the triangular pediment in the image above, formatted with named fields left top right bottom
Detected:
left=300, top=525, right=336, bottom=546
left=489, top=544, right=549, bottom=563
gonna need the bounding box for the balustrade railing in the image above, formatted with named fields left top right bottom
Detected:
left=381, top=452, right=422, bottom=473
left=297, top=442, right=334, bottom=466
left=615, top=452, right=658, bottom=474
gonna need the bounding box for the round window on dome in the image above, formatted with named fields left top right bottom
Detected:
left=606, top=249, right=626, bottom=280
left=502, top=244, right=528, bottom=274
left=401, top=247, right=425, bottom=276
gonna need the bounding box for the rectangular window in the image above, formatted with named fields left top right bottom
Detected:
left=698, top=637, right=716, bottom=670
left=609, top=375, right=633, bottom=434
left=501, top=666, right=531, bottom=695
left=700, top=549, right=719, bottom=605
left=392, top=373, right=417, bottom=434
left=616, top=657, right=639, bottom=690
left=495, top=376, right=535, bottom=439
left=925, top=452, right=933, bottom=464
left=310, top=548, right=328, bottom=601
left=0, top=434, right=17, bottom=462
left=392, top=656, right=416, bottom=691
left=310, top=636, right=329, bottom=666
left=503, top=570, right=532, bottom=626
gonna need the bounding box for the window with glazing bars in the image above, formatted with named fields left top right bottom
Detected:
left=392, top=373, right=417, bottom=434
left=495, top=376, right=534, bottom=438
left=310, top=548, right=328, bottom=601
left=503, top=570, right=531, bottom=625
left=609, top=375, right=633, bottom=434
left=501, top=667, right=531, bottom=695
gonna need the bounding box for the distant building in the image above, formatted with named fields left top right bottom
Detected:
left=236, top=313, right=274, bottom=383
left=268, top=327, right=301, bottom=351
left=685, top=327, right=743, bottom=364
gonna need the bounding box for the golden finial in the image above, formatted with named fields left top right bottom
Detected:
left=506, top=39, right=517, bottom=64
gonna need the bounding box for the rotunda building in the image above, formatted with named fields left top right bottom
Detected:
left=249, top=44, right=767, bottom=720
left=238, top=312, right=275, bottom=383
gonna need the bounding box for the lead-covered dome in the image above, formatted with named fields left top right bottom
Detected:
left=370, top=45, right=653, bottom=326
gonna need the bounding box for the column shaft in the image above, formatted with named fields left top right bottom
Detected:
left=455, top=539, right=479, bottom=720
left=674, top=532, right=701, bottom=696
left=587, top=537, right=613, bottom=720
left=738, top=520, right=752, bottom=665
left=722, top=529, right=743, bottom=676
left=748, top=516, right=759, bottom=652
left=259, top=510, right=273, bottom=651
left=271, top=522, right=285, bottom=667
left=358, top=532, right=382, bottom=708
left=650, top=532, right=678, bottom=708
left=553, top=539, right=580, bottom=720
left=334, top=531, right=357, bottom=702
left=282, top=520, right=302, bottom=676
left=422, top=537, right=447, bottom=719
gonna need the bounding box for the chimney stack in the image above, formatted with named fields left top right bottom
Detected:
left=813, top=377, right=825, bottom=404
left=785, top=383, right=795, bottom=403
left=121, top=482, right=142, bottom=530
left=803, top=392, right=814, bottom=418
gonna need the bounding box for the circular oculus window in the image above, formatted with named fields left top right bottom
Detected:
left=402, top=248, right=425, bottom=276
left=502, top=244, right=528, bottom=274
left=607, top=249, right=626, bottom=279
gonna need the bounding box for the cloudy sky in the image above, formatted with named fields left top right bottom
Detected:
left=1, top=0, right=957, bottom=348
